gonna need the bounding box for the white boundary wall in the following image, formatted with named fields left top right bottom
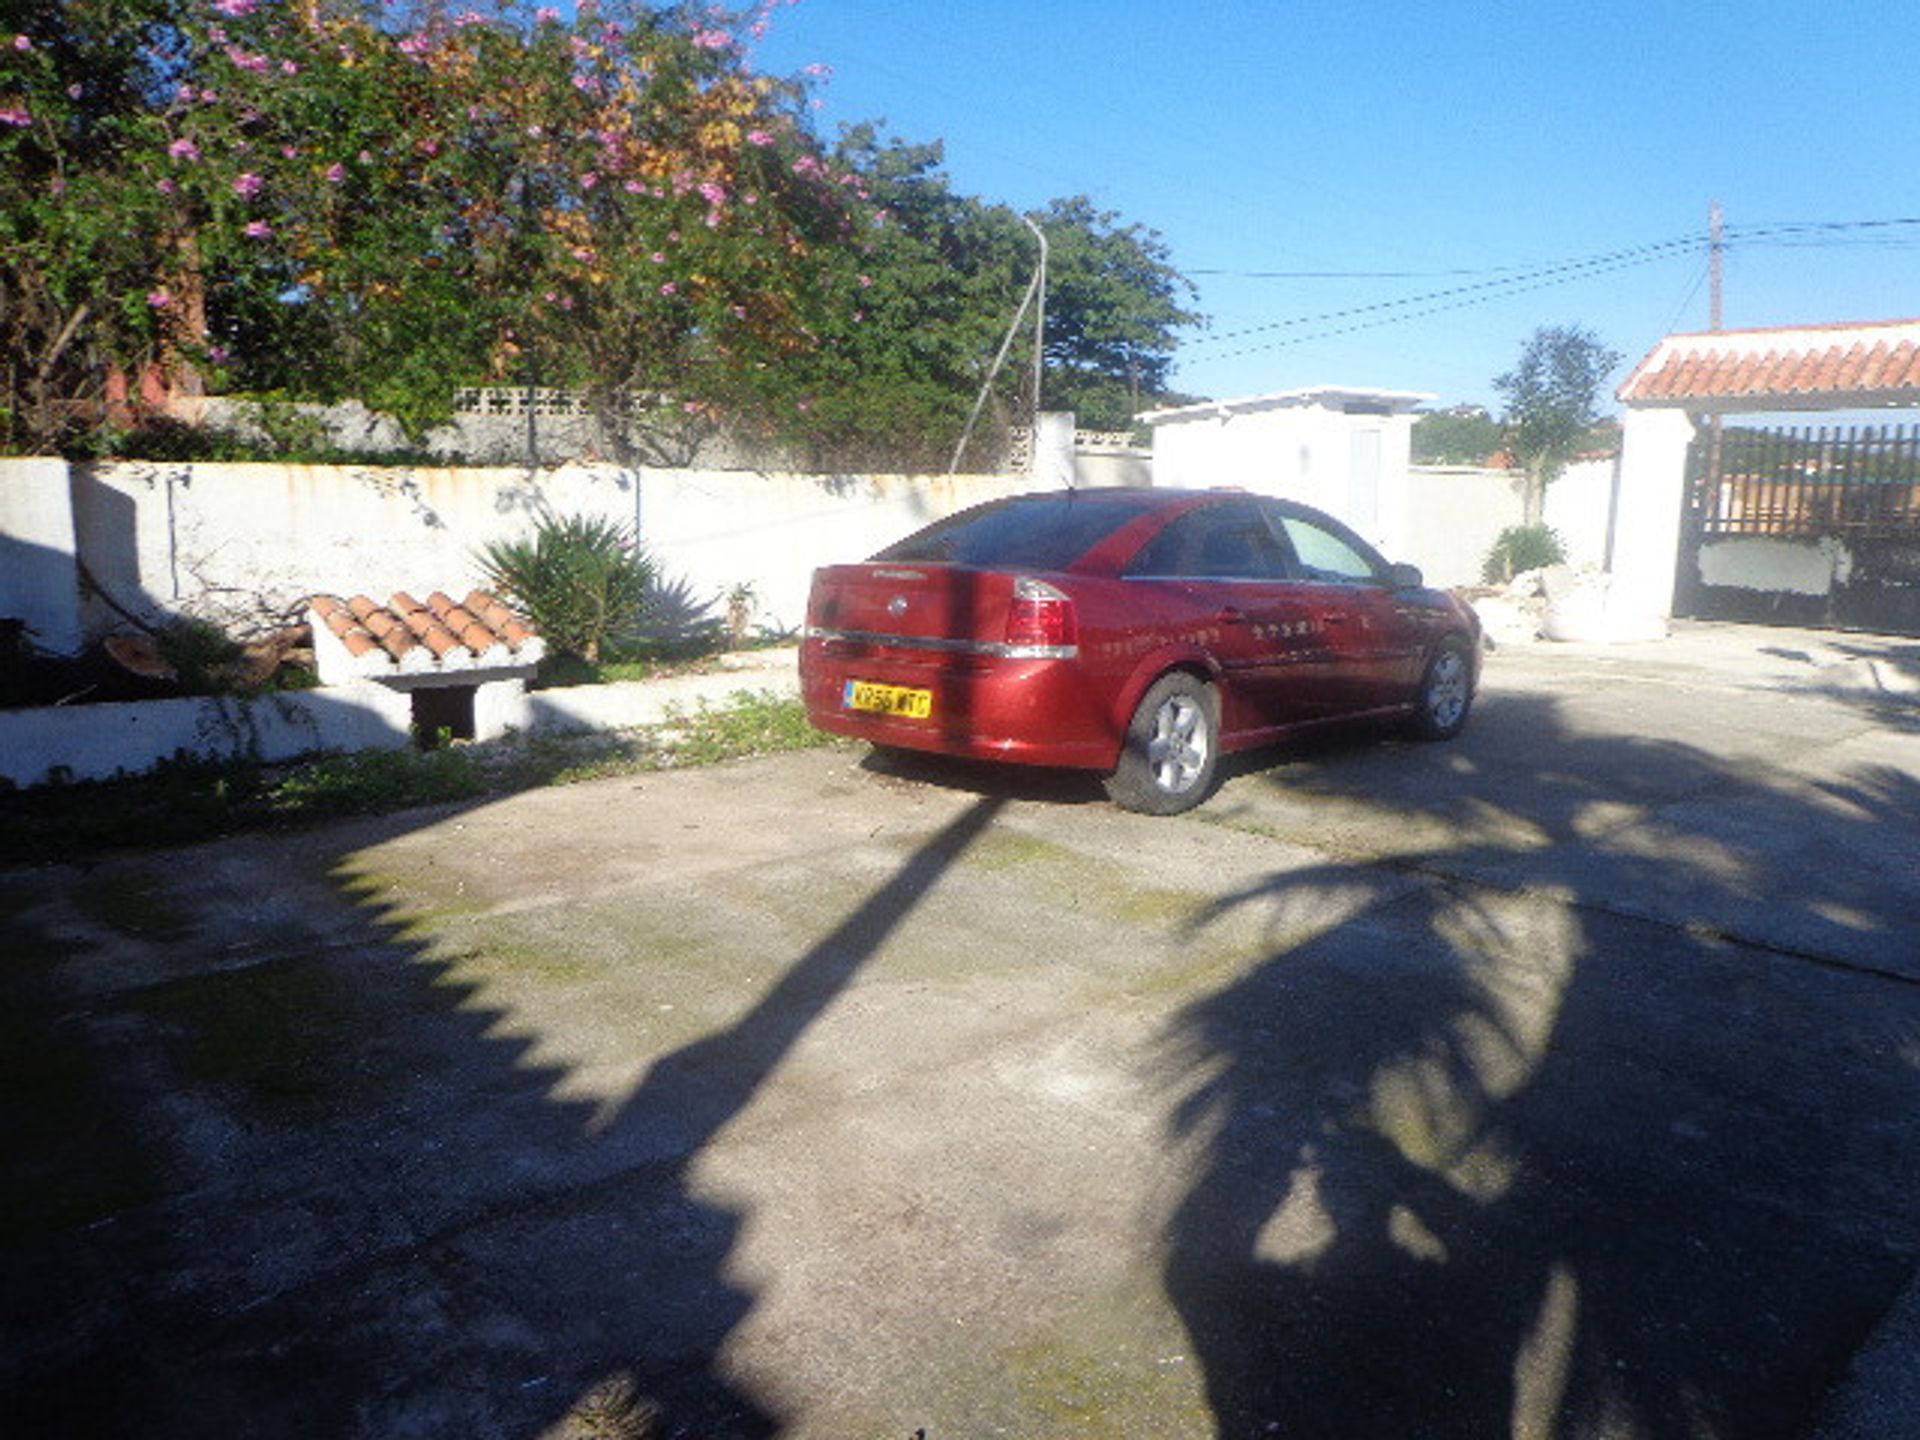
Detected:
left=1392, top=458, right=1616, bottom=588
left=3, top=459, right=1052, bottom=653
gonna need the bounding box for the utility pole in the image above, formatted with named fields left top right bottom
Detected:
left=1708, top=199, right=1724, bottom=333
left=1706, top=200, right=1725, bottom=495
left=947, top=215, right=1048, bottom=475
left=1024, top=214, right=1047, bottom=427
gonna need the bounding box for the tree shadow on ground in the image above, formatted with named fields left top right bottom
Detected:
left=1161, top=691, right=1920, bottom=1439
left=0, top=793, right=1001, bottom=1438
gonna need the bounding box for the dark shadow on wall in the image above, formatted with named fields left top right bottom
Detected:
left=1160, top=693, right=1920, bottom=1440
left=0, top=793, right=1001, bottom=1438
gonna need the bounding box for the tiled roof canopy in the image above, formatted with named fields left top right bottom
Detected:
left=308, top=590, right=544, bottom=682
left=1618, top=319, right=1920, bottom=410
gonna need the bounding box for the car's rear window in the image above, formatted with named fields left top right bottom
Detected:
left=873, top=493, right=1160, bottom=570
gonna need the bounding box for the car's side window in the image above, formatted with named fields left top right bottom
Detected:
left=1125, top=503, right=1290, bottom=581
left=1276, top=514, right=1382, bottom=585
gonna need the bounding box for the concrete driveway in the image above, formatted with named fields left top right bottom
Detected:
left=5, top=623, right=1920, bottom=1439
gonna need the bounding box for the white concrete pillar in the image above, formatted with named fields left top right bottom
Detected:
left=1610, top=407, right=1698, bottom=625
left=1034, top=411, right=1077, bottom=488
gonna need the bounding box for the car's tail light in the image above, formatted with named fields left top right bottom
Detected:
left=1005, top=576, right=1077, bottom=651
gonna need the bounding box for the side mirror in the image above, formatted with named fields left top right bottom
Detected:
left=1386, top=562, right=1425, bottom=591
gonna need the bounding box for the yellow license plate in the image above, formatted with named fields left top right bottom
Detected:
left=844, top=680, right=932, bottom=718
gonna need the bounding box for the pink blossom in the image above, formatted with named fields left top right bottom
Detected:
left=857, top=273, right=872, bottom=287
left=224, top=45, right=269, bottom=73
left=801, top=62, right=831, bottom=78
left=281, top=60, right=299, bottom=75
left=795, top=399, right=811, bottom=413
left=580, top=171, right=599, bottom=189
left=200, top=87, right=218, bottom=103
left=698, top=180, right=727, bottom=205
left=207, top=345, right=231, bottom=364
left=212, top=0, right=257, bottom=16
left=156, top=178, right=177, bottom=194
left=535, top=7, right=561, bottom=22
left=243, top=219, right=273, bottom=239
left=281, top=145, right=298, bottom=159
left=358, top=149, right=372, bottom=163
left=168, top=136, right=200, bottom=161
left=691, top=28, right=731, bottom=51
left=649, top=251, right=666, bottom=264
left=12, top=33, right=31, bottom=51
left=682, top=400, right=699, bottom=413
left=233, top=171, right=264, bottom=198
left=703, top=211, right=720, bottom=229
left=67, top=83, right=83, bottom=99
left=0, top=104, right=27, bottom=127
left=730, top=305, right=747, bottom=319
left=146, top=288, right=173, bottom=309
left=325, top=162, right=346, bottom=183
left=659, top=282, right=677, bottom=296
left=745, top=129, right=773, bottom=147
left=623, top=179, right=645, bottom=194
left=48, top=175, right=65, bottom=196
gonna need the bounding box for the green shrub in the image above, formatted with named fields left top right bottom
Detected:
left=478, top=513, right=654, bottom=662
left=1482, top=525, right=1567, bottom=583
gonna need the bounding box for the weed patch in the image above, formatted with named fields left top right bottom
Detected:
left=0, top=694, right=834, bottom=863
left=131, top=958, right=377, bottom=1118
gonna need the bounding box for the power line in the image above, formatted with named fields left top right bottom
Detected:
left=1186, top=239, right=1702, bottom=349
left=1181, top=216, right=1920, bottom=359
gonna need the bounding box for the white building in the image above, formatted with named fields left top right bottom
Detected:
left=1138, top=386, right=1431, bottom=558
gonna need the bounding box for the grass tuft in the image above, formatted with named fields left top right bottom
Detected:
left=0, top=693, right=833, bottom=862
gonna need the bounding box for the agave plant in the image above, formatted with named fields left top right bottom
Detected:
left=478, top=513, right=653, bottom=663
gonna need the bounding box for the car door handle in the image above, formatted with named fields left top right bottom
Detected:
left=1214, top=607, right=1247, bottom=624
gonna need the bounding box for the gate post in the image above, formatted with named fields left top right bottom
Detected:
left=1611, top=407, right=1698, bottom=629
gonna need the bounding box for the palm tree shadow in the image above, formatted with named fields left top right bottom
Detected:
left=1160, top=698, right=1920, bottom=1439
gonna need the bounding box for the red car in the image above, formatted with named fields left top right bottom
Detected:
left=800, top=487, right=1481, bottom=814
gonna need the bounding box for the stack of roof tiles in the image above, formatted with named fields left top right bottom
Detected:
left=1619, top=319, right=1920, bottom=406
left=307, top=590, right=545, bottom=680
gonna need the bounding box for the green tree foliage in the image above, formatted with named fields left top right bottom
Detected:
left=1, top=0, right=868, bottom=454
left=1493, top=324, right=1622, bottom=525
left=1035, top=195, right=1199, bottom=432
left=744, top=125, right=1034, bottom=471
left=2, top=2, right=1202, bottom=466
left=1412, top=406, right=1504, bottom=466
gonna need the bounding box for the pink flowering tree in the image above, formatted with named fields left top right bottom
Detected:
left=1, top=0, right=868, bottom=455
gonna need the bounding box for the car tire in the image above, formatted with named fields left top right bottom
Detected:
left=1408, top=636, right=1474, bottom=741
left=1104, top=672, right=1220, bottom=815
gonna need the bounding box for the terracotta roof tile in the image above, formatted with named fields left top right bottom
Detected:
left=1619, top=319, right=1920, bottom=406
left=306, top=588, right=545, bottom=683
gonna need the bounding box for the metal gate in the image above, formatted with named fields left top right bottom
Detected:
left=1673, top=421, right=1920, bottom=635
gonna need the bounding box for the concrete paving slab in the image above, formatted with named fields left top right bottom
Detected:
left=5, top=621, right=1920, bottom=1439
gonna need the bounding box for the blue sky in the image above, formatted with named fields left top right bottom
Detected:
left=749, top=0, right=1920, bottom=413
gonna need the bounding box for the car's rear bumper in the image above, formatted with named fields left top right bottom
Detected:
left=799, top=638, right=1121, bottom=770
